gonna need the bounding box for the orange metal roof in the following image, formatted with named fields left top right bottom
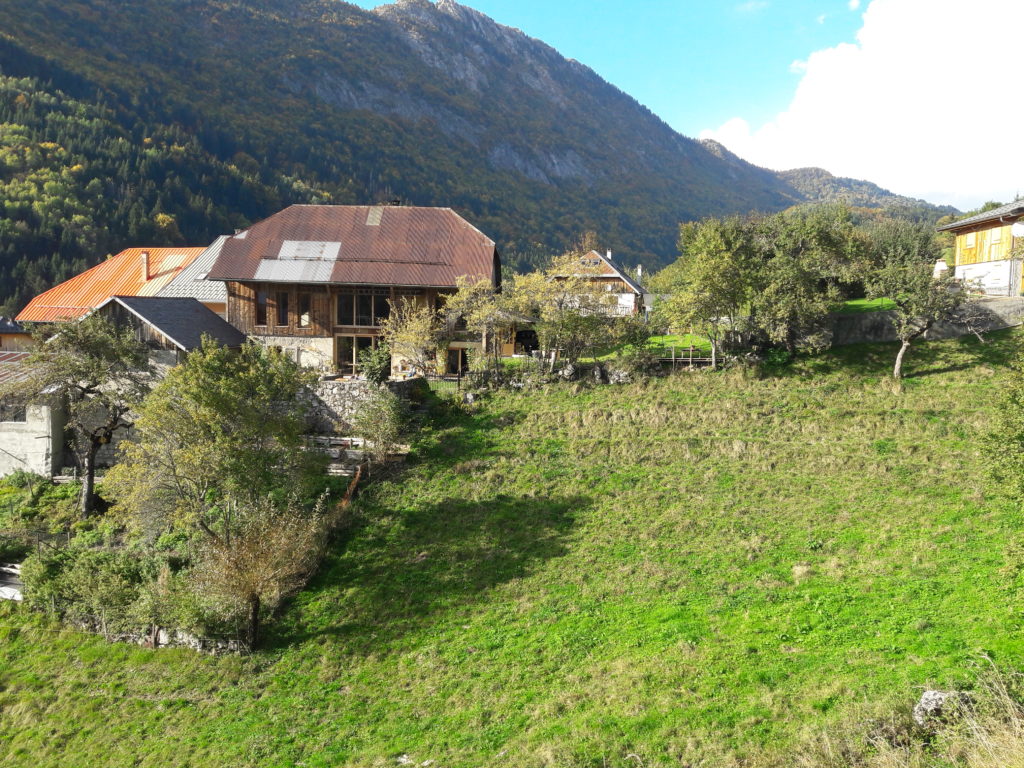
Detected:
left=16, top=247, right=206, bottom=323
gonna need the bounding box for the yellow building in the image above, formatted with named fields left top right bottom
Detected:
left=937, top=200, right=1024, bottom=296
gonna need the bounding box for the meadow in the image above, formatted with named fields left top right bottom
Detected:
left=2, top=331, right=1023, bottom=767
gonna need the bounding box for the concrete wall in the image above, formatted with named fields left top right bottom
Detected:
left=830, top=298, right=1024, bottom=347
left=955, top=260, right=1021, bottom=297
left=0, top=402, right=64, bottom=478
left=258, top=335, right=334, bottom=370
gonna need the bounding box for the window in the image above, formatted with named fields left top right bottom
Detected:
left=255, top=290, right=268, bottom=326
left=965, top=232, right=976, bottom=248
left=992, top=228, right=1003, bottom=243
left=299, top=293, right=312, bottom=328
left=335, top=335, right=380, bottom=375
left=374, top=296, right=391, bottom=325
left=336, top=291, right=390, bottom=327
left=357, top=294, right=373, bottom=326
left=275, top=291, right=289, bottom=327
left=0, top=402, right=26, bottom=422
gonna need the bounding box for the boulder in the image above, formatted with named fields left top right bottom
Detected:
left=912, top=689, right=964, bottom=727
left=606, top=367, right=631, bottom=384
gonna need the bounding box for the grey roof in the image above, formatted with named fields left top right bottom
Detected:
left=937, top=199, right=1024, bottom=232
left=156, top=236, right=230, bottom=302
left=0, top=317, right=26, bottom=334
left=99, top=296, right=247, bottom=351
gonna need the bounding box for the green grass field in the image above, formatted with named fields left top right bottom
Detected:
left=2, top=331, right=1023, bottom=767
left=837, top=298, right=898, bottom=314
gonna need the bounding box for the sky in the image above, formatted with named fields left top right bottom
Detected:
left=348, top=0, right=1023, bottom=211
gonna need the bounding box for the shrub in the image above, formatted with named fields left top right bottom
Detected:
left=358, top=341, right=392, bottom=385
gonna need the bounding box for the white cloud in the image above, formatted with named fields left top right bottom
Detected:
left=848, top=0, right=861, bottom=10
left=700, top=0, right=1024, bottom=209
left=816, top=13, right=827, bottom=24
left=736, top=1, right=769, bottom=14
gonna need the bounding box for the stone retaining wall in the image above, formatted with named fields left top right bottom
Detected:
left=830, top=298, right=1024, bottom=347
left=307, top=377, right=423, bottom=434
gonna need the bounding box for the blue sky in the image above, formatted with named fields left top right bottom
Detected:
left=348, top=0, right=863, bottom=139
left=346, top=1, right=1024, bottom=209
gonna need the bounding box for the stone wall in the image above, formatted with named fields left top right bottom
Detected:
left=830, top=297, right=1024, bottom=347
left=307, top=377, right=422, bottom=434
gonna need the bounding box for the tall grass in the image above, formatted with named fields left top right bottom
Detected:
left=1, top=331, right=1022, bottom=767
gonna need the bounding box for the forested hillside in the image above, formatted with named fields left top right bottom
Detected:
left=0, top=0, right=956, bottom=312
left=0, top=75, right=326, bottom=312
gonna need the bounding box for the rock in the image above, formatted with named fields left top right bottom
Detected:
left=912, top=689, right=964, bottom=727
left=462, top=391, right=475, bottom=404
left=557, top=363, right=577, bottom=380
left=606, top=367, right=630, bottom=384
left=591, top=364, right=607, bottom=384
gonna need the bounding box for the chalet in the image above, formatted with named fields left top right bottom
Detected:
left=205, top=204, right=501, bottom=374
left=0, top=318, right=32, bottom=351
left=566, top=250, right=647, bottom=316
left=937, top=200, right=1024, bottom=296
left=15, top=247, right=209, bottom=324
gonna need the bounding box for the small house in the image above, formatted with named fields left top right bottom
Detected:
left=0, top=318, right=32, bottom=351
left=937, top=200, right=1024, bottom=296
left=566, top=250, right=647, bottom=316
left=0, top=352, right=64, bottom=478
left=93, top=296, right=248, bottom=367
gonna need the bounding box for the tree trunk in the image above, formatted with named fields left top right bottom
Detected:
left=78, top=439, right=100, bottom=518
left=711, top=341, right=718, bottom=371
left=893, top=340, right=911, bottom=380
left=247, top=593, right=261, bottom=651
left=893, top=322, right=931, bottom=380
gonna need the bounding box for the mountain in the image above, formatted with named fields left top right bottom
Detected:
left=777, top=166, right=959, bottom=218
left=0, top=0, right=953, bottom=312
left=700, top=139, right=958, bottom=220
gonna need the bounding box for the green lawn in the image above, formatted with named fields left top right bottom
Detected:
left=837, top=297, right=898, bottom=314
left=587, top=332, right=711, bottom=361
left=2, top=331, right=1022, bottom=767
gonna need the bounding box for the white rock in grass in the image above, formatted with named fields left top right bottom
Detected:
left=912, top=690, right=963, bottom=727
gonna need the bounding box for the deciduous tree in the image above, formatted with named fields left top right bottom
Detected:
left=379, top=296, right=441, bottom=375
left=191, top=495, right=326, bottom=650
left=107, top=340, right=323, bottom=541
left=654, top=216, right=758, bottom=368
left=1, top=314, right=152, bottom=517
left=865, top=218, right=963, bottom=379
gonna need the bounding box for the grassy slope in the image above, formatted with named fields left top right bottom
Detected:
left=3, top=332, right=1024, bottom=767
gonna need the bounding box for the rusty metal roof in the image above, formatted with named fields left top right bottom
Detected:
left=17, top=247, right=206, bottom=323
left=207, top=205, right=499, bottom=288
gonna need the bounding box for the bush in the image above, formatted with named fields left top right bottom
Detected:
left=352, top=387, right=407, bottom=468
left=358, top=341, right=392, bottom=385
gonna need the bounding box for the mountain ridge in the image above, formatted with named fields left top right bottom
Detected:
left=0, top=0, right=955, bottom=311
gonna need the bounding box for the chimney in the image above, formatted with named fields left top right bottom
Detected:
left=606, top=250, right=612, bottom=260
left=141, top=250, right=150, bottom=281
left=636, top=264, right=643, bottom=280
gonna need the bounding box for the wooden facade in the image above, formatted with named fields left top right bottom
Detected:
left=954, top=223, right=1015, bottom=266
left=226, top=281, right=457, bottom=373
left=226, top=282, right=446, bottom=337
